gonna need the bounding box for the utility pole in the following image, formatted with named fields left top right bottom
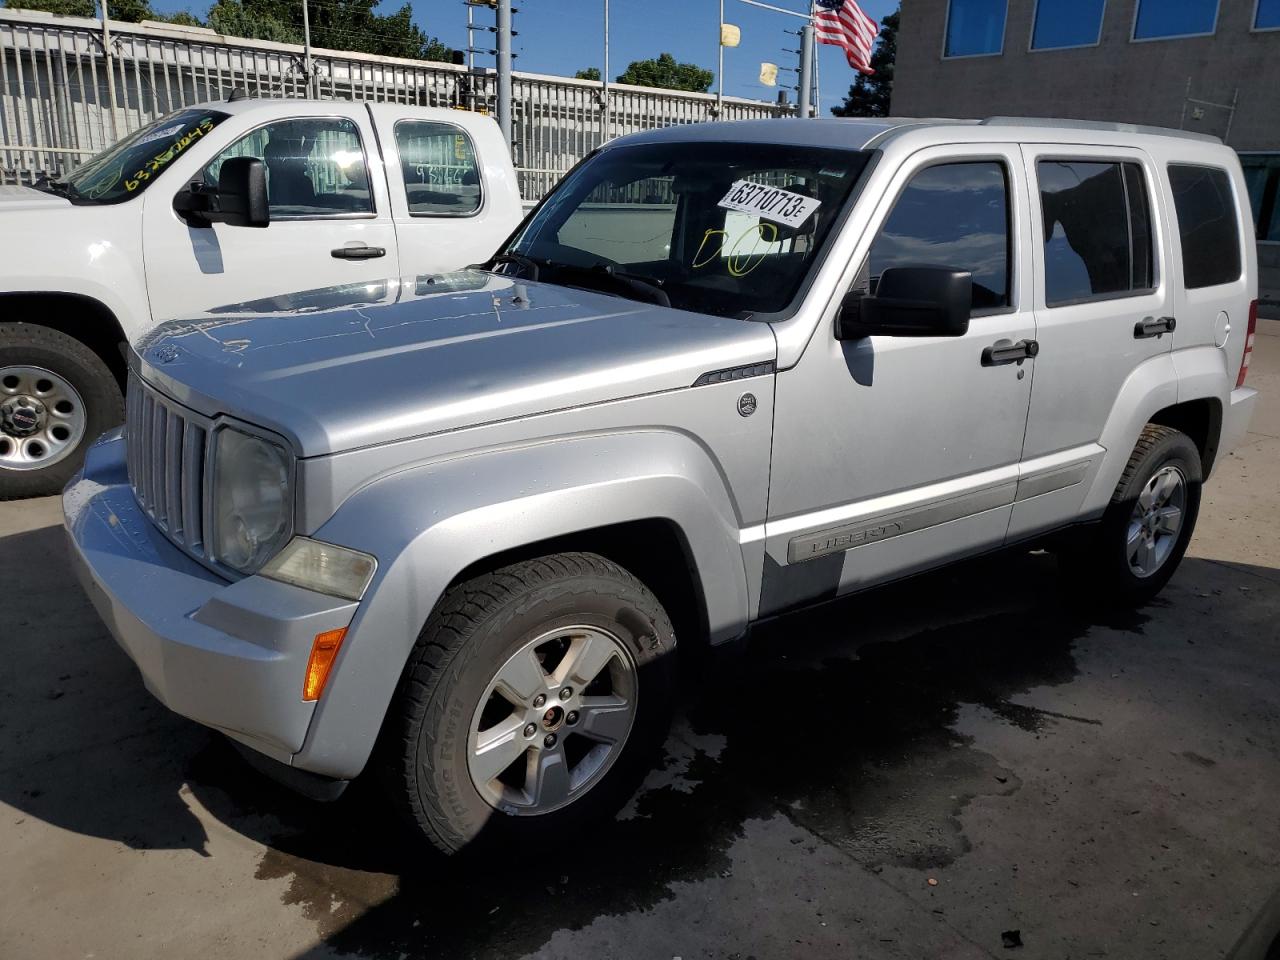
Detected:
left=496, top=0, right=513, bottom=145
left=716, top=0, right=725, bottom=116
left=602, top=0, right=610, bottom=142
left=101, top=0, right=120, bottom=140
left=797, top=21, right=814, bottom=118
left=301, top=0, right=315, bottom=97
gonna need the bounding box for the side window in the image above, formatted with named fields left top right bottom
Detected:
left=1168, top=164, right=1243, bottom=289
left=1037, top=160, right=1155, bottom=306
left=203, top=117, right=372, bottom=218
left=395, top=121, right=482, bottom=216
left=868, top=161, right=1010, bottom=310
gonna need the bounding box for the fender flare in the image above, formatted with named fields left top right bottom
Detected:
left=291, top=429, right=751, bottom=779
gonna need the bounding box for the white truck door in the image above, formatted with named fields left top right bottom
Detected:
left=143, top=102, right=397, bottom=322
left=1008, top=144, right=1175, bottom=540
left=366, top=104, right=523, bottom=277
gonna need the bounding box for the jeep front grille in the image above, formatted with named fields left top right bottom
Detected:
left=125, top=375, right=210, bottom=558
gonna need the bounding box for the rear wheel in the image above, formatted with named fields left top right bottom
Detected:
left=1062, top=424, right=1202, bottom=605
left=381, top=552, right=677, bottom=855
left=0, top=323, right=123, bottom=499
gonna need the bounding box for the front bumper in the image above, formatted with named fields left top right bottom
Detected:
left=63, top=429, right=358, bottom=767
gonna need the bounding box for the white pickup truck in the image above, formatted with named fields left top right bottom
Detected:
left=0, top=96, right=522, bottom=498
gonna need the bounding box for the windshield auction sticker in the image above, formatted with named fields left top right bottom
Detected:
left=718, top=180, right=821, bottom=228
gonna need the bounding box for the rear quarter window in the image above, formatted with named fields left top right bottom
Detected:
left=1168, top=164, right=1243, bottom=289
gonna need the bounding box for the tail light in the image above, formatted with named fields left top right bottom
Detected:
left=1237, top=300, right=1258, bottom=389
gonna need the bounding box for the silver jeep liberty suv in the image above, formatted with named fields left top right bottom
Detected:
left=65, top=117, right=1259, bottom=853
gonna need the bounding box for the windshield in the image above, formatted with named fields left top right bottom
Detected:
left=51, top=109, right=230, bottom=204
left=495, top=141, right=871, bottom=319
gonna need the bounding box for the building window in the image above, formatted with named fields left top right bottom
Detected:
left=1037, top=160, right=1155, bottom=306
left=1032, top=0, right=1106, bottom=50
left=1132, top=0, right=1219, bottom=41
left=1168, top=165, right=1243, bottom=289
left=1240, top=155, right=1280, bottom=243
left=869, top=161, right=1011, bottom=309
left=944, top=0, right=1007, bottom=57
left=1257, top=0, right=1280, bottom=30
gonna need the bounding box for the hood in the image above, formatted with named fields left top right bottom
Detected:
left=135, top=271, right=778, bottom=457
left=0, top=184, right=73, bottom=212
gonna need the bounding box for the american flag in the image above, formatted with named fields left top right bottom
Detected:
left=813, top=0, right=880, bottom=75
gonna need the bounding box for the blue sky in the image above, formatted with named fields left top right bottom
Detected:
left=146, top=0, right=900, bottom=111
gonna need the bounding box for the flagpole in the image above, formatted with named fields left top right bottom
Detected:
left=798, top=21, right=814, bottom=117
left=602, top=0, right=610, bottom=141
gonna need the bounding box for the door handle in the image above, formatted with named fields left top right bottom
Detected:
left=331, top=244, right=386, bottom=260
left=981, top=338, right=1039, bottom=366
left=1134, top=316, right=1176, bottom=339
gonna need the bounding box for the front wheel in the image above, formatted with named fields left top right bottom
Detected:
left=381, top=552, right=677, bottom=855
left=0, top=323, right=124, bottom=499
left=1062, top=424, right=1202, bottom=605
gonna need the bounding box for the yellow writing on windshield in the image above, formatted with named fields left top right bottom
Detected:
left=691, top=221, right=780, bottom=277
left=124, top=118, right=216, bottom=192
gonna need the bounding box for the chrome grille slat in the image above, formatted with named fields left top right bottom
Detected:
left=181, top=424, right=206, bottom=555
left=125, top=375, right=211, bottom=560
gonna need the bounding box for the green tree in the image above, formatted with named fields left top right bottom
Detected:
left=2, top=0, right=96, bottom=17
left=616, top=52, right=712, bottom=93
left=830, top=8, right=897, bottom=118
left=575, top=67, right=601, bottom=81
left=206, top=0, right=452, bottom=61
left=2, top=0, right=203, bottom=24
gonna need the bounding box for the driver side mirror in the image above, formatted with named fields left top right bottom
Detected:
left=836, top=266, right=972, bottom=340
left=172, top=157, right=269, bottom=229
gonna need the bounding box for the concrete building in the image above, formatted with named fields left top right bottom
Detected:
left=893, top=0, right=1280, bottom=313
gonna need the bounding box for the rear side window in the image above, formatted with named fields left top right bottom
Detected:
left=1037, top=160, right=1155, bottom=306
left=868, top=161, right=1010, bottom=310
left=1168, top=164, right=1242, bottom=289
left=395, top=121, right=482, bottom=216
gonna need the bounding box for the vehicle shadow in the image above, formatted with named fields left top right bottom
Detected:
left=0, top=519, right=1271, bottom=958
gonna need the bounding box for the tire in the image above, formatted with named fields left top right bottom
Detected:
left=0, top=322, right=124, bottom=500
left=380, top=552, right=677, bottom=855
left=1062, top=424, right=1203, bottom=606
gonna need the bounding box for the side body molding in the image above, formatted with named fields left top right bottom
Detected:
left=292, top=430, right=752, bottom=779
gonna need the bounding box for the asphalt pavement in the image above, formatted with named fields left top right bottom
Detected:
left=1, top=323, right=1278, bottom=960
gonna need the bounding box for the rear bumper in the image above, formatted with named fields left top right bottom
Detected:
left=63, top=429, right=358, bottom=768
left=1220, top=386, right=1259, bottom=462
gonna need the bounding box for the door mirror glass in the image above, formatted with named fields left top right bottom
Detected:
left=837, top=266, right=972, bottom=340
left=213, top=157, right=270, bottom=228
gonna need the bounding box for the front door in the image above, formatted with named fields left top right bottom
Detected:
left=763, top=144, right=1037, bottom=615
left=143, top=103, right=397, bottom=322
left=1009, top=144, right=1174, bottom=540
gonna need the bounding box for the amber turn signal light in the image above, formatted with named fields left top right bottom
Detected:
left=302, top=628, right=348, bottom=701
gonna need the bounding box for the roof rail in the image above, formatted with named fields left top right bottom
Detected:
left=980, top=116, right=1222, bottom=145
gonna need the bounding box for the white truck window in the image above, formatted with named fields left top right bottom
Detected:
left=202, top=118, right=373, bottom=219
left=394, top=121, right=482, bottom=216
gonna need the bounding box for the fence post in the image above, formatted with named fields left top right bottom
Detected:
left=101, top=0, right=120, bottom=139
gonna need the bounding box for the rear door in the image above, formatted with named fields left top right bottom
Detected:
left=1010, top=144, right=1175, bottom=539
left=366, top=105, right=524, bottom=277
left=144, top=102, right=397, bottom=320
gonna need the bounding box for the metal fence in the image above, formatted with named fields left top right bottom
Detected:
left=0, top=8, right=788, bottom=200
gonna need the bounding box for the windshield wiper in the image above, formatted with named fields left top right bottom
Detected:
left=559, top=263, right=671, bottom=308
left=483, top=252, right=547, bottom=281
left=31, top=176, right=82, bottom=201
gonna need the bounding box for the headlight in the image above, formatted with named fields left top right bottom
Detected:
left=212, top=426, right=292, bottom=574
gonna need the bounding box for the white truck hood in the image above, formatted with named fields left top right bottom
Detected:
left=0, top=184, right=73, bottom=211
